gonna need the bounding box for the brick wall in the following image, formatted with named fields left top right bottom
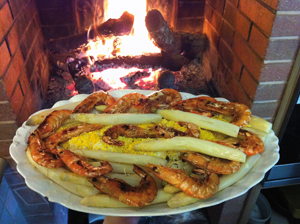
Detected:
left=0, top=0, right=49, bottom=160
left=36, top=0, right=79, bottom=41
left=204, top=0, right=300, bottom=122
left=176, top=0, right=205, bottom=32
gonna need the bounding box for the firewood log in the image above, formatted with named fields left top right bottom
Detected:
left=47, top=11, right=134, bottom=53
left=145, top=9, right=181, bottom=54
left=145, top=9, right=208, bottom=70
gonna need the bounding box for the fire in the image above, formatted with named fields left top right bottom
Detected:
left=79, top=0, right=163, bottom=91
left=87, top=0, right=160, bottom=59
left=90, top=67, right=161, bottom=89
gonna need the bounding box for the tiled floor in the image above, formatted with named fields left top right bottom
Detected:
left=0, top=176, right=27, bottom=224
left=0, top=160, right=68, bottom=224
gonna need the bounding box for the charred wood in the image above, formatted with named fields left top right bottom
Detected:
left=90, top=11, right=134, bottom=37
left=145, top=9, right=181, bottom=54
left=145, top=9, right=208, bottom=69
left=94, top=54, right=163, bottom=69
left=120, top=71, right=151, bottom=86
left=75, top=75, right=95, bottom=94
left=157, top=70, right=176, bottom=89
left=173, top=31, right=209, bottom=60
left=47, top=11, right=134, bottom=53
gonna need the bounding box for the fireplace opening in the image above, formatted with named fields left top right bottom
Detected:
left=1, top=0, right=300, bottom=223
left=1, top=0, right=299, bottom=128
left=43, top=0, right=214, bottom=108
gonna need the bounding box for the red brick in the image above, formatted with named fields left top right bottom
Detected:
left=225, top=70, right=252, bottom=107
left=24, top=87, right=42, bottom=117
left=0, top=122, right=19, bottom=140
left=205, top=2, right=213, bottom=21
left=18, top=66, right=30, bottom=95
left=254, top=83, right=286, bottom=101
left=249, top=26, right=269, bottom=59
left=3, top=48, right=24, bottom=98
left=260, top=0, right=279, bottom=9
left=10, top=82, right=24, bottom=116
left=178, top=1, right=205, bottom=18
left=211, top=54, right=236, bottom=102
left=7, top=25, right=19, bottom=56
left=265, top=38, right=299, bottom=60
left=32, top=30, right=44, bottom=57
left=0, top=140, right=13, bottom=158
left=224, top=2, right=251, bottom=40
left=0, top=3, right=13, bottom=42
left=220, top=20, right=235, bottom=45
left=0, top=41, right=11, bottom=78
left=176, top=18, right=204, bottom=33
left=259, top=62, right=293, bottom=82
left=0, top=102, right=15, bottom=121
left=14, top=11, right=27, bottom=40
left=227, top=0, right=239, bottom=6
left=210, top=9, right=222, bottom=33
left=240, top=69, right=258, bottom=99
left=16, top=101, right=31, bottom=126
left=239, top=0, right=275, bottom=36
left=3, top=67, right=18, bottom=99
left=206, top=0, right=225, bottom=14
left=232, top=34, right=263, bottom=81
left=218, top=38, right=243, bottom=79
left=9, top=0, right=26, bottom=17
left=251, top=101, right=279, bottom=118
left=0, top=79, right=9, bottom=101
left=204, top=20, right=220, bottom=49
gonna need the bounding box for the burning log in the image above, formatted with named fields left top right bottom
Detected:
left=120, top=71, right=151, bottom=86
left=75, top=75, right=95, bottom=94
left=90, top=11, right=134, bottom=38
left=145, top=10, right=180, bottom=54
left=157, top=70, right=176, bottom=89
left=94, top=54, right=163, bottom=70
left=145, top=10, right=208, bottom=70
left=47, top=11, right=134, bottom=53
left=173, top=31, right=209, bottom=60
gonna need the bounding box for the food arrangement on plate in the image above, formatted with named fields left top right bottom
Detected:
left=10, top=89, right=279, bottom=215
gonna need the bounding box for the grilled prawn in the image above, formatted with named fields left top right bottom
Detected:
left=104, top=93, right=151, bottom=114
left=148, top=164, right=219, bottom=199
left=73, top=91, right=115, bottom=113
left=181, top=152, right=241, bottom=174
left=170, top=96, right=252, bottom=127
left=89, top=165, right=158, bottom=207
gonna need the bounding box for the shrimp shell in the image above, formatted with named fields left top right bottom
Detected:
left=103, top=93, right=151, bottom=114
left=37, top=110, right=72, bottom=138
left=181, top=152, right=241, bottom=174
left=73, top=91, right=115, bottom=113
left=44, top=124, right=103, bottom=153
left=28, top=131, right=64, bottom=168
left=215, top=130, right=264, bottom=156
left=147, top=88, right=182, bottom=109
left=88, top=165, right=158, bottom=207
left=59, top=150, right=113, bottom=177
left=148, top=164, right=219, bottom=199
left=102, top=124, right=173, bottom=146
left=171, top=96, right=252, bottom=127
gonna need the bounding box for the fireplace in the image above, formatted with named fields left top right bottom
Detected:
left=0, top=0, right=300, bottom=223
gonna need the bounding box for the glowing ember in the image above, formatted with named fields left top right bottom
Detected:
left=86, top=0, right=160, bottom=59
left=78, top=0, right=164, bottom=92
left=90, top=67, right=161, bottom=89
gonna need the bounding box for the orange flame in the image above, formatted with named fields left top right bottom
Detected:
left=86, top=0, right=160, bottom=59
left=90, top=67, right=161, bottom=89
